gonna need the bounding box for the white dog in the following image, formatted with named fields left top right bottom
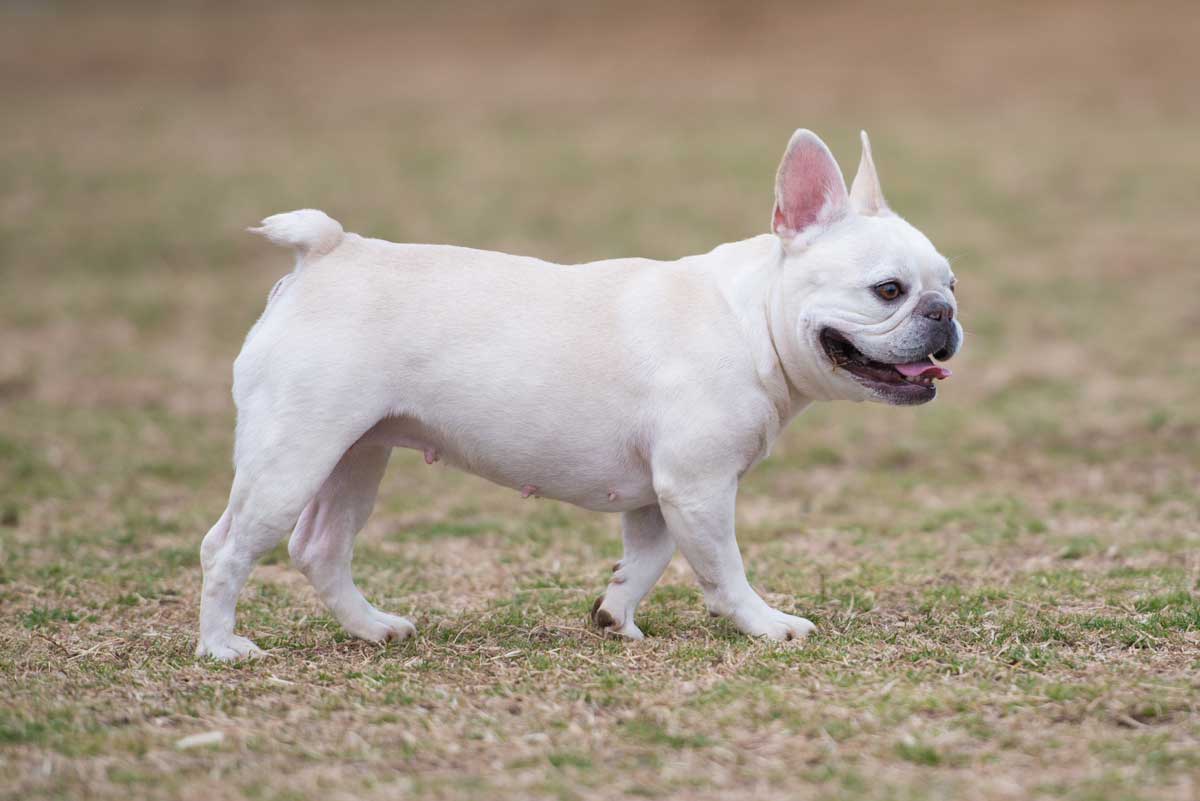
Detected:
left=196, top=129, right=961, bottom=659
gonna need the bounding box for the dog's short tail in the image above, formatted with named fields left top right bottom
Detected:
left=247, top=209, right=345, bottom=261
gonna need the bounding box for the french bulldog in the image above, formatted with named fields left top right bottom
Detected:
left=196, top=129, right=961, bottom=659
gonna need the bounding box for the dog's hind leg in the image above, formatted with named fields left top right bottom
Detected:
left=591, top=505, right=675, bottom=640
left=197, top=432, right=354, bottom=660
left=288, top=440, right=415, bottom=644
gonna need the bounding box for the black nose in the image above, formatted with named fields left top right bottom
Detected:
left=914, top=293, right=954, bottom=323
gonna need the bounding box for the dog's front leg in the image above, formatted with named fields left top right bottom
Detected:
left=591, top=505, right=676, bottom=640
left=656, top=476, right=814, bottom=641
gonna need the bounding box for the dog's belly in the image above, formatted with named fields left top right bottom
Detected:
left=361, top=416, right=657, bottom=513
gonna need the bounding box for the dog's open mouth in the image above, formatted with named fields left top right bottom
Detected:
left=820, top=328, right=951, bottom=405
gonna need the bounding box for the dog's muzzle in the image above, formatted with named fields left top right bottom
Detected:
left=912, top=293, right=960, bottom=361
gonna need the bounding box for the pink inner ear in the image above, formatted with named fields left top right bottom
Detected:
left=774, top=135, right=848, bottom=236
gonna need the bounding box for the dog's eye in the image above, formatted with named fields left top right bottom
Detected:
left=949, top=278, right=957, bottom=294
left=874, top=281, right=904, bottom=301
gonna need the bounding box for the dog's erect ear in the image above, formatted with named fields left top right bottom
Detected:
left=849, top=130, right=888, bottom=216
left=772, top=129, right=849, bottom=240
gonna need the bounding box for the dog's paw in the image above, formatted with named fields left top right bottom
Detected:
left=196, top=634, right=264, bottom=661
left=590, top=595, right=645, bottom=640
left=729, top=606, right=815, bottom=642
left=347, top=609, right=417, bottom=644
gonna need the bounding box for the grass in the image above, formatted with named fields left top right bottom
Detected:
left=2, top=2, right=1199, bottom=800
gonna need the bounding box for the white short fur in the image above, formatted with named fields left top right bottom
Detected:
left=196, top=129, right=961, bottom=659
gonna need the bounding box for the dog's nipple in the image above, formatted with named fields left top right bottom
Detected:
left=521, top=484, right=538, bottom=499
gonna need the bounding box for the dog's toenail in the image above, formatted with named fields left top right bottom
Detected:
left=594, top=608, right=617, bottom=629
left=591, top=597, right=616, bottom=629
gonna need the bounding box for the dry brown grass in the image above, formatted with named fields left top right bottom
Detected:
left=2, top=2, right=1199, bottom=800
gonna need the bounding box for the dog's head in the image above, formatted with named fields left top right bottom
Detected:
left=771, top=130, right=962, bottom=406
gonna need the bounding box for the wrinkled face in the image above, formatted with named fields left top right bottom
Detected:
left=770, top=129, right=963, bottom=406
left=798, top=216, right=962, bottom=405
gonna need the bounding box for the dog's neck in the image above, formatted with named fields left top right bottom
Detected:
left=692, top=234, right=815, bottom=428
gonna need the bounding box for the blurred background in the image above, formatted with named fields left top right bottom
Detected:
left=2, top=2, right=1199, bottom=800
left=3, top=1, right=1198, bottom=434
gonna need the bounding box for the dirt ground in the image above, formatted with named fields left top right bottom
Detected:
left=1, top=2, right=1198, bottom=799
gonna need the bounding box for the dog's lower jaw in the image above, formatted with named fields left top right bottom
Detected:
left=870, top=382, right=937, bottom=406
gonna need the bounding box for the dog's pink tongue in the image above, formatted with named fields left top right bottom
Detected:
left=894, top=359, right=952, bottom=380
